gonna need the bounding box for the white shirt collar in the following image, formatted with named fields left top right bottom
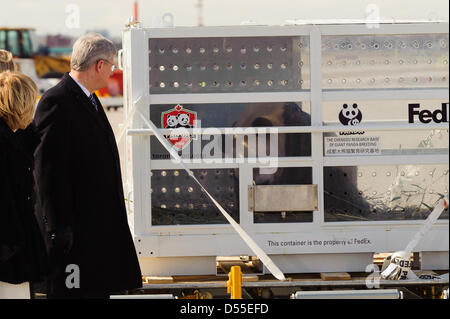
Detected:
left=69, top=73, right=91, bottom=97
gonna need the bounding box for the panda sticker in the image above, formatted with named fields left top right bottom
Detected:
left=339, top=103, right=362, bottom=126
left=161, top=104, right=197, bottom=150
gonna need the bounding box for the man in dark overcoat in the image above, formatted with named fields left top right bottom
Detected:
left=33, top=33, right=142, bottom=299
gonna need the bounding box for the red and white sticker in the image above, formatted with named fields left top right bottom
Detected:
left=161, top=104, right=197, bottom=151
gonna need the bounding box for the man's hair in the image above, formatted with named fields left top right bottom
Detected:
left=0, top=71, right=37, bottom=130
left=0, top=50, right=16, bottom=73
left=70, top=33, right=117, bottom=71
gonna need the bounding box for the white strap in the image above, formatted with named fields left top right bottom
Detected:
left=404, top=196, right=448, bottom=254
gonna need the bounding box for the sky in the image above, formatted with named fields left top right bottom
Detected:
left=0, top=0, right=449, bottom=39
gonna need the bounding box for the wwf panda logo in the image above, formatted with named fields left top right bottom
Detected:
left=339, top=103, right=362, bottom=126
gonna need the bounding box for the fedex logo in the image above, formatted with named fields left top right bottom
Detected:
left=408, top=103, right=449, bottom=123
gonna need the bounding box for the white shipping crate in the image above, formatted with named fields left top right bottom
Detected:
left=121, top=21, right=449, bottom=276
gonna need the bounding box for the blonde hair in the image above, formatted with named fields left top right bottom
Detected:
left=0, top=71, right=38, bottom=130
left=0, top=50, right=15, bottom=73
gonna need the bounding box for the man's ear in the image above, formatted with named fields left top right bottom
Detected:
left=95, top=60, right=103, bottom=72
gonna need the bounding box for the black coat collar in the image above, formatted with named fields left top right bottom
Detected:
left=61, top=73, right=107, bottom=131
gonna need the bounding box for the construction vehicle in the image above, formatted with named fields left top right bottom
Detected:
left=0, top=27, right=123, bottom=108
left=118, top=19, right=449, bottom=299
left=0, top=27, right=66, bottom=93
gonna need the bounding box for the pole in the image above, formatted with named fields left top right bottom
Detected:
left=133, top=1, right=139, bottom=22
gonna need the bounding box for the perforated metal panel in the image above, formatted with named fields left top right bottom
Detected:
left=151, top=168, right=239, bottom=225
left=149, top=36, right=310, bottom=93
left=322, top=34, right=449, bottom=89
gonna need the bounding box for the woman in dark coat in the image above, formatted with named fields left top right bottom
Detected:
left=0, top=70, right=48, bottom=298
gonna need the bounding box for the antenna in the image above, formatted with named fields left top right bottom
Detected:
left=133, top=1, right=139, bottom=22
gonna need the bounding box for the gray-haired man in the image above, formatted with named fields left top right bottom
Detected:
left=33, top=33, right=142, bottom=299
